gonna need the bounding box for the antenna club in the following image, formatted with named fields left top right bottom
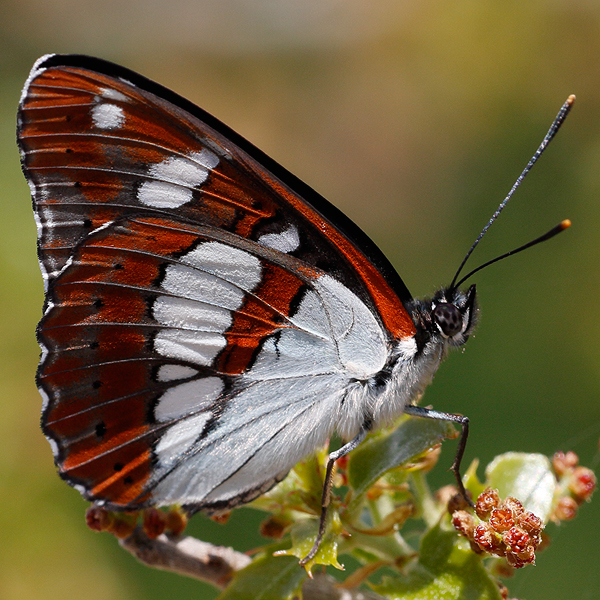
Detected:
left=561, top=219, right=572, bottom=230
left=567, top=95, right=576, bottom=105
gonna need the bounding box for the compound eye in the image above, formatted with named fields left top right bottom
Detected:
left=433, top=303, right=462, bottom=337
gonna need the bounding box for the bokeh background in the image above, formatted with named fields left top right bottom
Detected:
left=1, top=1, right=599, bottom=599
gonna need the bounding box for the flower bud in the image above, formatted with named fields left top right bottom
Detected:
left=143, top=508, right=166, bottom=539
left=475, top=487, right=500, bottom=519
left=452, top=510, right=476, bottom=537
left=554, top=496, right=578, bottom=521
left=503, top=526, right=530, bottom=554
left=165, top=508, right=188, bottom=536
left=85, top=506, right=112, bottom=532
left=490, top=507, right=515, bottom=533
left=569, top=467, right=596, bottom=502
left=552, top=450, right=578, bottom=477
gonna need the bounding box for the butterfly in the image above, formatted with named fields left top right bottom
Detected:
left=18, top=54, right=572, bottom=561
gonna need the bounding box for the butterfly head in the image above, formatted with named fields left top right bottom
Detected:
left=432, top=284, right=478, bottom=346
left=408, top=284, right=478, bottom=353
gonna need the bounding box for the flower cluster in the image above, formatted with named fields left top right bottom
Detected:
left=452, top=488, right=543, bottom=568
left=551, top=451, right=596, bottom=522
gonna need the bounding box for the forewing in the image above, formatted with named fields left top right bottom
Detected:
left=18, top=54, right=415, bottom=338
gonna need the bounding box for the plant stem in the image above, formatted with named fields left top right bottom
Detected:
left=411, top=471, right=439, bottom=528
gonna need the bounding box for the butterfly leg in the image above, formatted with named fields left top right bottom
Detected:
left=403, top=405, right=473, bottom=505
left=299, top=426, right=369, bottom=566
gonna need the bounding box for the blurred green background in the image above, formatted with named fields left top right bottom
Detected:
left=1, top=1, right=599, bottom=598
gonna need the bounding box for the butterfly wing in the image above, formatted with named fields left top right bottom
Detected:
left=19, top=54, right=417, bottom=510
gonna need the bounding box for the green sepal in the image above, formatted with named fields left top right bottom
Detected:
left=485, top=452, right=556, bottom=522
left=274, top=512, right=344, bottom=572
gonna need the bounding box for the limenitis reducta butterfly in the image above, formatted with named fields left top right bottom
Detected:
left=18, top=54, right=572, bottom=563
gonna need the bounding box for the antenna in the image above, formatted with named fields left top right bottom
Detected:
left=449, top=95, right=575, bottom=291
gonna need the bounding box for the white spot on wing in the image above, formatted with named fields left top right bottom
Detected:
left=157, top=364, right=199, bottom=382
left=137, top=149, right=219, bottom=208
left=138, top=180, right=192, bottom=208
left=39, top=384, right=50, bottom=411
left=33, top=211, right=49, bottom=291
left=73, top=483, right=88, bottom=497
left=258, top=225, right=300, bottom=253
left=160, top=263, right=245, bottom=310
left=155, top=412, right=211, bottom=468
left=155, top=377, right=223, bottom=421
left=151, top=153, right=209, bottom=186
left=154, top=329, right=227, bottom=366
left=181, top=242, right=262, bottom=290
left=153, top=296, right=233, bottom=332
left=44, top=434, right=59, bottom=458
left=19, top=54, right=54, bottom=109
left=99, top=87, right=128, bottom=102
left=91, top=103, right=125, bottom=129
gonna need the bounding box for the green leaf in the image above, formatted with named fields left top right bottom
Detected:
left=348, top=416, right=455, bottom=500
left=217, top=551, right=307, bottom=600
left=275, top=512, right=344, bottom=571
left=372, top=525, right=503, bottom=600
left=485, top=452, right=556, bottom=521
